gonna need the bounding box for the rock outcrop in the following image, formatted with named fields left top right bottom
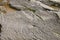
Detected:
left=0, top=0, right=60, bottom=40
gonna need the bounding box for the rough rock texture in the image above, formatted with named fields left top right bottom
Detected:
left=0, top=0, right=60, bottom=40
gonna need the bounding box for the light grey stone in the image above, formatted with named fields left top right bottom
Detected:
left=0, top=0, right=60, bottom=40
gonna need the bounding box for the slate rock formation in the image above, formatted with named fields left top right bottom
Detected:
left=0, top=0, right=60, bottom=40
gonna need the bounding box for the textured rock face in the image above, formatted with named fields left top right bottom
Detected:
left=50, top=0, right=60, bottom=3
left=0, top=0, right=60, bottom=40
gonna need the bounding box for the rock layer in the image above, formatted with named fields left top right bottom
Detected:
left=0, top=0, right=60, bottom=40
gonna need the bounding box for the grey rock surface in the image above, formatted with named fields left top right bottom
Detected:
left=0, top=0, right=60, bottom=40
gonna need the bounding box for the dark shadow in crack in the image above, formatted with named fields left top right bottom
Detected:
left=0, top=24, right=2, bottom=33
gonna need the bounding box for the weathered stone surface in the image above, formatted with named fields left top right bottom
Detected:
left=50, top=0, right=60, bottom=3
left=0, top=0, right=60, bottom=40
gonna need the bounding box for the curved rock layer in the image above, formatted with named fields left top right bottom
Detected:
left=0, top=0, right=60, bottom=40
